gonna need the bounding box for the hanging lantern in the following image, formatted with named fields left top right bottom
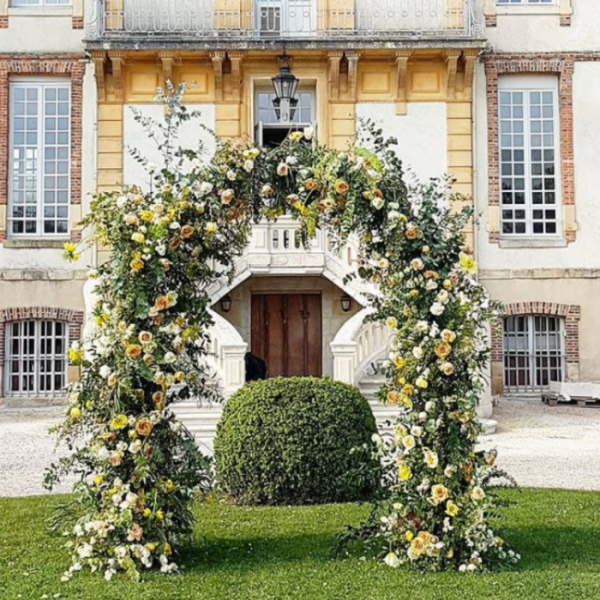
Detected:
left=271, top=54, right=299, bottom=124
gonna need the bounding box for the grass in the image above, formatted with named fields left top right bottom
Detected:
left=1, top=489, right=599, bottom=600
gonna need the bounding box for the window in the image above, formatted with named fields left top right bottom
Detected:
left=255, top=87, right=315, bottom=146
left=11, top=0, right=71, bottom=6
left=255, top=0, right=316, bottom=36
left=498, top=76, right=560, bottom=236
left=9, top=80, right=71, bottom=237
left=496, top=1, right=553, bottom=4
left=4, top=320, right=68, bottom=399
left=503, top=315, right=564, bottom=393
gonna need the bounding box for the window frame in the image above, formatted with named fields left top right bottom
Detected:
left=3, top=319, right=69, bottom=400
left=496, top=0, right=555, bottom=5
left=8, top=77, right=72, bottom=239
left=11, top=0, right=71, bottom=7
left=502, top=314, right=565, bottom=393
left=497, top=75, right=562, bottom=239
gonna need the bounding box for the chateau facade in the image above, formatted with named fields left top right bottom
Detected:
left=0, top=1, right=596, bottom=432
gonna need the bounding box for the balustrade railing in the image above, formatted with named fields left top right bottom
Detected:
left=88, top=0, right=481, bottom=39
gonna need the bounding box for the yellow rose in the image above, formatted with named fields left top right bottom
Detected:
left=401, top=384, right=414, bottom=396
left=393, top=355, right=405, bottom=369
left=164, top=479, right=175, bottom=493
left=386, top=316, right=397, bottom=330
left=131, top=232, right=145, bottom=244
left=430, top=484, right=449, bottom=505
left=399, top=464, right=412, bottom=481
left=416, top=377, right=428, bottom=389
left=435, top=341, right=452, bottom=359
left=143, top=508, right=152, bottom=517
left=130, top=258, right=144, bottom=271
left=205, top=222, right=218, bottom=234
left=446, top=501, right=460, bottom=517
left=289, top=131, right=303, bottom=142
left=140, top=210, right=153, bottom=222
left=93, top=475, right=103, bottom=486
left=69, top=407, right=81, bottom=419
left=156, top=510, right=164, bottom=521
left=111, top=414, right=128, bottom=430
left=386, top=390, right=400, bottom=405
left=405, top=530, right=414, bottom=541
left=125, top=344, right=142, bottom=360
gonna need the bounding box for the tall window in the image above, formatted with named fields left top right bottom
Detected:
left=503, top=315, right=564, bottom=393
left=498, top=76, right=560, bottom=236
left=4, top=320, right=68, bottom=399
left=9, top=80, right=71, bottom=237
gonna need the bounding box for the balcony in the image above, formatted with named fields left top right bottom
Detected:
left=86, top=0, right=483, bottom=47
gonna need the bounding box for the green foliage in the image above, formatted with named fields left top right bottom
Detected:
left=213, top=377, right=379, bottom=505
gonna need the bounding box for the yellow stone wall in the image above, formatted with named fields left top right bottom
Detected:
left=92, top=49, right=476, bottom=242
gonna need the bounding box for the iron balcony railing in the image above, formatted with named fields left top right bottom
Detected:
left=87, top=0, right=482, bottom=40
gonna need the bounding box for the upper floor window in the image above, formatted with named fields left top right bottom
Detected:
left=503, top=315, right=564, bottom=393
left=498, top=76, right=560, bottom=237
left=496, top=0, right=554, bottom=4
left=255, top=0, right=316, bottom=36
left=9, top=80, right=71, bottom=238
left=11, top=0, right=71, bottom=6
left=4, top=320, right=68, bottom=399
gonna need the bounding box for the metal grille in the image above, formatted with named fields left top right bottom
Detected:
left=4, top=320, right=68, bottom=399
left=499, top=80, right=559, bottom=237
left=9, top=81, right=71, bottom=237
left=503, top=315, right=564, bottom=393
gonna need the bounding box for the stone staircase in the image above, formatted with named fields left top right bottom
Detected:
left=172, top=373, right=497, bottom=454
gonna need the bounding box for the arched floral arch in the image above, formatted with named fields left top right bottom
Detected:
left=49, top=85, right=518, bottom=582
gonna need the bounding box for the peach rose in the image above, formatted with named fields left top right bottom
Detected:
left=180, top=225, right=195, bottom=239
left=221, top=189, right=235, bottom=204
left=136, top=417, right=153, bottom=437
left=334, top=179, right=349, bottom=195
left=125, top=344, right=143, bottom=360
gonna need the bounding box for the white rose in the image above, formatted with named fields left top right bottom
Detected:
left=164, top=352, right=176, bottom=364
left=430, top=302, right=445, bottom=316
left=412, top=347, right=423, bottom=359
left=384, top=552, right=400, bottom=568
left=226, top=170, right=237, bottom=181
left=200, top=181, right=213, bottom=195
left=286, top=155, right=298, bottom=166
left=303, top=126, right=314, bottom=140
left=371, top=197, right=384, bottom=210
left=243, top=160, right=254, bottom=172
left=116, top=195, right=127, bottom=208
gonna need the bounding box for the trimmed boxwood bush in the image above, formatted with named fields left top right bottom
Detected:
left=213, top=377, right=379, bottom=505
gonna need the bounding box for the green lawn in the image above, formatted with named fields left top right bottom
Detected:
left=1, top=489, right=599, bottom=600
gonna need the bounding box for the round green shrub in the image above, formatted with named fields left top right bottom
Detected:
left=213, top=377, right=379, bottom=505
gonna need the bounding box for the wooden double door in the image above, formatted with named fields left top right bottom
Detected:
left=251, top=293, right=322, bottom=378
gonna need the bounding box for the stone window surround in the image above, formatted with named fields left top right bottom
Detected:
left=0, top=0, right=84, bottom=29
left=491, top=301, right=581, bottom=388
left=484, top=0, right=573, bottom=27
left=483, top=54, right=576, bottom=244
left=0, top=306, right=84, bottom=400
left=0, top=54, right=84, bottom=244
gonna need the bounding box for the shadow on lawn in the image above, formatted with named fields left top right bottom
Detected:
left=180, top=524, right=600, bottom=575
left=181, top=532, right=344, bottom=573
left=495, top=525, right=600, bottom=571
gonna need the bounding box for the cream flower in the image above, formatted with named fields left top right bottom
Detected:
left=277, top=162, right=289, bottom=176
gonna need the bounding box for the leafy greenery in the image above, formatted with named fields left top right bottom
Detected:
left=1, top=489, right=599, bottom=600
left=214, top=377, right=379, bottom=505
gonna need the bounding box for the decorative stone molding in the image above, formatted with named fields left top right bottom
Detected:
left=394, top=50, right=412, bottom=115
left=211, top=51, right=225, bottom=101
left=0, top=307, right=84, bottom=367
left=0, top=55, right=84, bottom=243
left=490, top=302, right=581, bottom=393
left=483, top=54, right=576, bottom=244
